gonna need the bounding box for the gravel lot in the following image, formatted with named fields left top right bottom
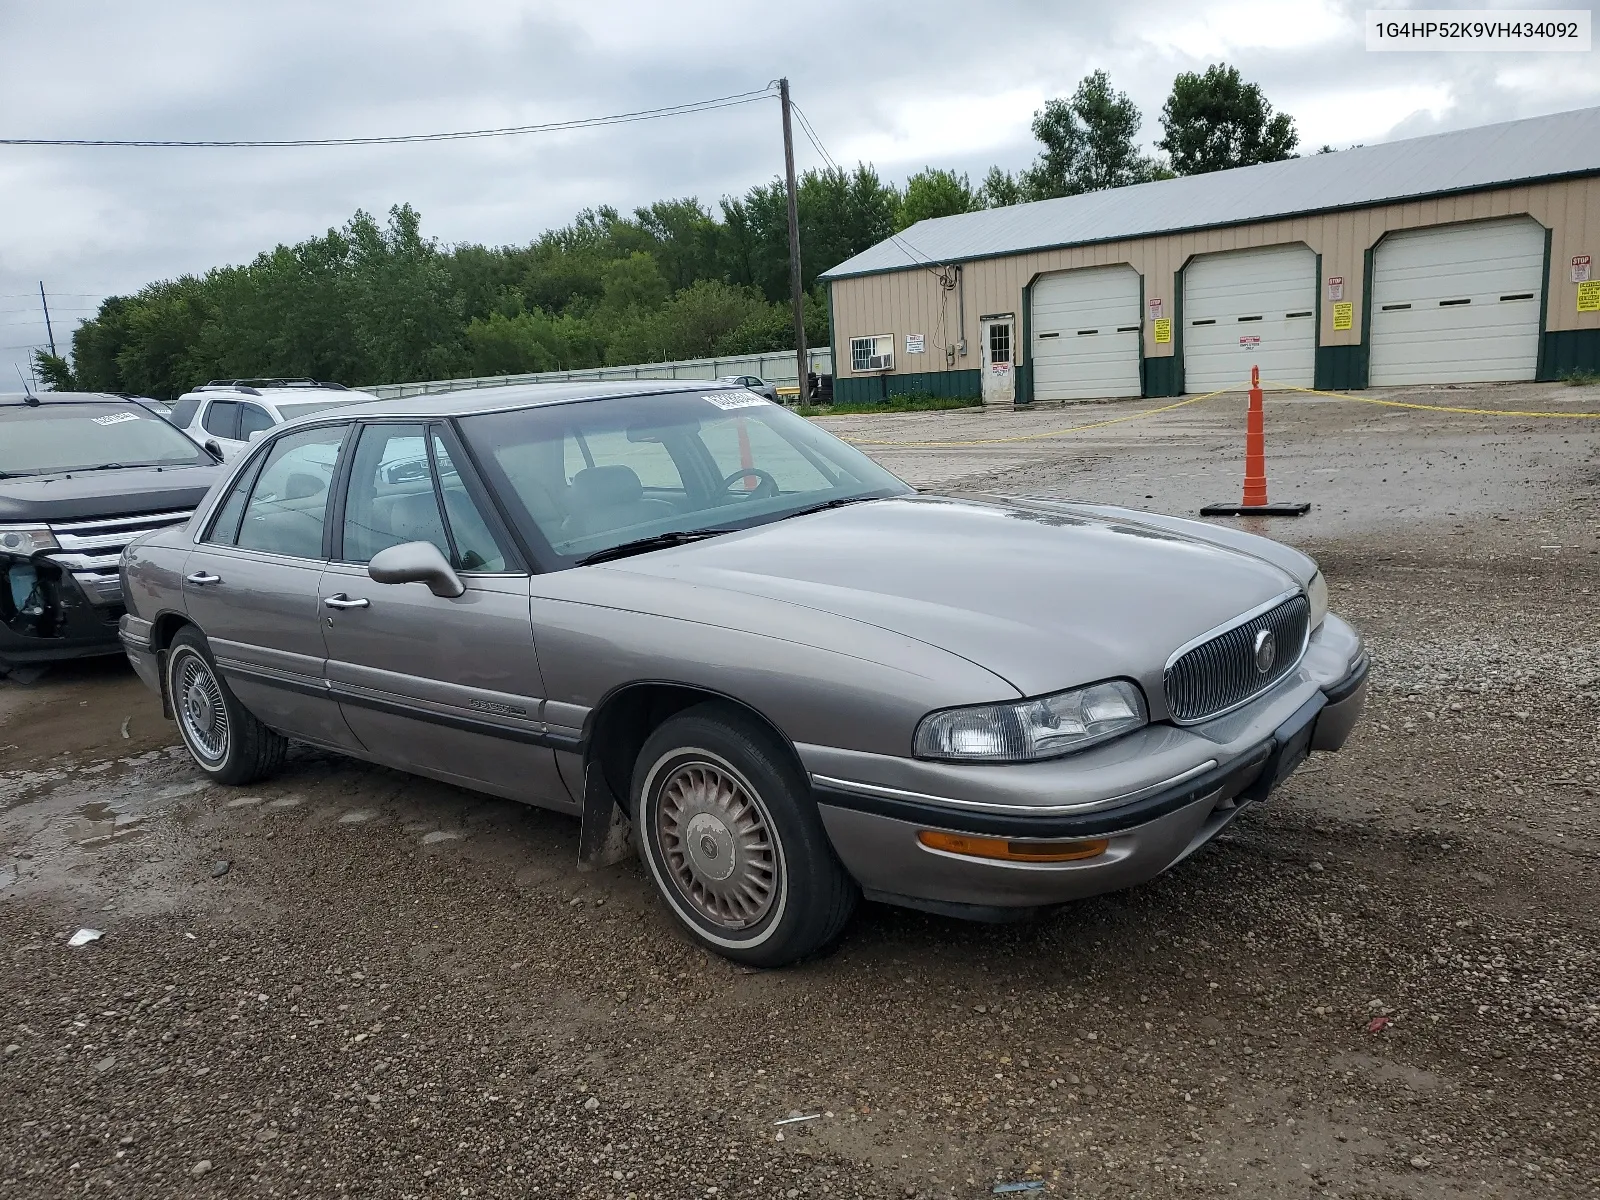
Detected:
left=2, top=380, right=1597, bottom=1198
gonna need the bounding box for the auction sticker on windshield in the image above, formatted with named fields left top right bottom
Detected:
left=91, top=412, right=142, bottom=426
left=703, top=392, right=769, bottom=410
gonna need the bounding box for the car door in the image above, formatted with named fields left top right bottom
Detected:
left=318, top=420, right=573, bottom=809
left=199, top=399, right=248, bottom=460
left=181, top=422, right=365, bottom=752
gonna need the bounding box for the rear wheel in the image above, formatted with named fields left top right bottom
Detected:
left=632, top=703, right=857, bottom=967
left=165, top=628, right=286, bottom=786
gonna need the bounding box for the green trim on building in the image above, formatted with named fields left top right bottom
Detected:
left=1538, top=329, right=1600, bottom=378
left=1143, top=355, right=1182, bottom=397
left=1314, top=345, right=1366, bottom=389
left=1171, top=259, right=1187, bottom=396
left=1535, top=226, right=1554, bottom=380
left=825, top=282, right=839, bottom=391
left=832, top=368, right=982, bottom=405
left=1357, top=244, right=1376, bottom=388
left=1019, top=276, right=1035, bottom=406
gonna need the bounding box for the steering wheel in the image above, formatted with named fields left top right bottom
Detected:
left=714, top=467, right=779, bottom=500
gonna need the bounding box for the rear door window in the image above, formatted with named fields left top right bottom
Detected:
left=238, top=403, right=275, bottom=440
left=202, top=400, right=240, bottom=439
left=234, top=426, right=349, bottom=558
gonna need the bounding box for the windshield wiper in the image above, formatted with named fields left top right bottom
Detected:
left=576, top=528, right=733, bottom=566
left=786, top=495, right=881, bottom=519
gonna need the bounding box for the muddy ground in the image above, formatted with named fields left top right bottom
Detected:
left=1, top=380, right=1596, bottom=1199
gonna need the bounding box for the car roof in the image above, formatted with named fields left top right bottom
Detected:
left=282, top=378, right=746, bottom=424
left=0, top=391, right=163, bottom=408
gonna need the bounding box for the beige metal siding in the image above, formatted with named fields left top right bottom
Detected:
left=830, top=177, right=1600, bottom=382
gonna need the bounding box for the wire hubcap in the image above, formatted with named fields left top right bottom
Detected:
left=176, top=654, right=229, bottom=762
left=656, top=760, right=777, bottom=930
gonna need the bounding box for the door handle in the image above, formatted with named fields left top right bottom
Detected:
left=185, top=571, right=221, bottom=586
left=323, top=594, right=371, bottom=610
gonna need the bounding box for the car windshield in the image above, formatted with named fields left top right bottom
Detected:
left=0, top=402, right=211, bottom=476
left=457, top=390, right=911, bottom=568
left=274, top=399, right=359, bottom=420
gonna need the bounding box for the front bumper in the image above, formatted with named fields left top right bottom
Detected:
left=0, top=555, right=125, bottom=667
left=809, top=615, right=1369, bottom=918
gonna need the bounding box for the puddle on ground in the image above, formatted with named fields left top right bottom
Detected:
left=74, top=799, right=146, bottom=846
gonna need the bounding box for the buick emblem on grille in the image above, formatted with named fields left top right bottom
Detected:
left=1253, top=629, right=1277, bottom=674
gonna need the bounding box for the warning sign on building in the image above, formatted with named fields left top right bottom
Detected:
left=905, top=333, right=925, bottom=354
left=1239, top=334, right=1261, bottom=350
left=1579, top=280, right=1600, bottom=312
left=1332, top=301, right=1354, bottom=331
left=1327, top=277, right=1344, bottom=302
left=1572, top=255, right=1592, bottom=283
left=1152, top=318, right=1171, bottom=344
left=1148, top=298, right=1164, bottom=320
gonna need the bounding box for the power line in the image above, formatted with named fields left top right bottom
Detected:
left=0, top=89, right=776, bottom=148
left=789, top=99, right=946, bottom=279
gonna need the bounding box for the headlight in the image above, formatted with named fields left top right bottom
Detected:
left=0, top=525, right=58, bottom=556
left=914, top=679, right=1148, bottom=763
left=1307, top=569, right=1328, bottom=630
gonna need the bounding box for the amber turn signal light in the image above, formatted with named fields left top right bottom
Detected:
left=916, top=831, right=1109, bottom=863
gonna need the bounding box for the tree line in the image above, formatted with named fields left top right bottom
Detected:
left=40, top=65, right=1304, bottom=399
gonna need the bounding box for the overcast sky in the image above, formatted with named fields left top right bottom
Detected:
left=2, top=0, right=1597, bottom=387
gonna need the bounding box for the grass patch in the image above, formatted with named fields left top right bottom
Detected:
left=796, top=394, right=982, bottom=417
left=1560, top=367, right=1600, bottom=387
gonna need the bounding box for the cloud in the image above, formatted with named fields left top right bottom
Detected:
left=3, top=0, right=1597, bottom=385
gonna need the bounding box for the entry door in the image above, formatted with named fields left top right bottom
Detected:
left=1183, top=244, right=1316, bottom=391
left=182, top=422, right=364, bottom=752
left=319, top=422, right=572, bottom=810
left=1029, top=265, right=1143, bottom=401
left=980, top=316, right=1016, bottom=405
left=1369, top=217, right=1544, bottom=386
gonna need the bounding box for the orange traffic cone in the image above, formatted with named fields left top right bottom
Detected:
left=1200, top=366, right=1310, bottom=517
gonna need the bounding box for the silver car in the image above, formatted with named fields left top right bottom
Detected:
left=118, top=381, right=1368, bottom=966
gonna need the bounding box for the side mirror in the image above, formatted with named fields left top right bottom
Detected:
left=203, top=439, right=225, bottom=462
left=367, top=540, right=464, bottom=599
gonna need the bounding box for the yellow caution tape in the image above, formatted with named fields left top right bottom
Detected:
left=840, top=385, right=1243, bottom=448
left=835, top=378, right=1600, bottom=450
left=1263, top=380, right=1600, bottom=419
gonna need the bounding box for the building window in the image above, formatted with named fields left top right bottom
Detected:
left=988, top=323, right=1011, bottom=365
left=850, top=334, right=894, bottom=372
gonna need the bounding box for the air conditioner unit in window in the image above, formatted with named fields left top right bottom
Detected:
left=865, top=350, right=893, bottom=371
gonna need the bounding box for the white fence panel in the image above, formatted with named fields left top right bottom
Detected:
left=362, top=348, right=833, bottom=400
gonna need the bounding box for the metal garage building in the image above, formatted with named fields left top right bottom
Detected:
left=819, top=106, right=1600, bottom=405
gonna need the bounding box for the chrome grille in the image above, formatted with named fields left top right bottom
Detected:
left=1164, top=594, right=1310, bottom=724
left=44, top=509, right=194, bottom=606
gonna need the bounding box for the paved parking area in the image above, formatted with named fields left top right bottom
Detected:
left=1, top=381, right=1597, bottom=1198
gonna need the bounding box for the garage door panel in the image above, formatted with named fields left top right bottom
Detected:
left=1030, top=265, right=1142, bottom=401
left=1183, top=245, right=1316, bottom=391
left=1369, top=218, right=1543, bottom=386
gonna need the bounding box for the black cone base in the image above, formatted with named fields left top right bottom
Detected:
left=1200, top=501, right=1311, bottom=517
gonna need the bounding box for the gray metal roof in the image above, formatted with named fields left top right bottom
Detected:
left=821, top=105, right=1600, bottom=280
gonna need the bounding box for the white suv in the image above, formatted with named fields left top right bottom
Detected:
left=171, top=379, right=376, bottom=460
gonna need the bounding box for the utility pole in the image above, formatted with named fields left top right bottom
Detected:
left=39, top=281, right=57, bottom=357
left=778, top=78, right=807, bottom=403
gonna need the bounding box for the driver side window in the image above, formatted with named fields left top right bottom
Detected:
left=231, top=425, right=348, bottom=558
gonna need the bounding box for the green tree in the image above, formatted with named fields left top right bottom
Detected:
left=1156, top=64, right=1299, bottom=175
left=599, top=251, right=670, bottom=315
left=895, top=167, right=976, bottom=230
left=32, top=351, right=77, bottom=390
left=1022, top=70, right=1161, bottom=200
left=976, top=166, right=1026, bottom=209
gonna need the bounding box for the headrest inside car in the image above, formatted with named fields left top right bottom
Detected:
left=571, top=465, right=643, bottom=508
left=284, top=472, right=325, bottom=501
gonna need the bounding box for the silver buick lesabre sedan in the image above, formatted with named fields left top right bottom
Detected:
left=119, top=380, right=1368, bottom=966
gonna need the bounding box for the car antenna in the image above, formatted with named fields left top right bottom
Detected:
left=15, top=364, right=40, bottom=405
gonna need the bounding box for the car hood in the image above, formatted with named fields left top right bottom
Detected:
left=0, top=464, right=224, bottom=523
left=606, top=495, right=1303, bottom=700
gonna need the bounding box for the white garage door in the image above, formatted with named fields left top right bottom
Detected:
left=1183, top=244, right=1316, bottom=391
left=1368, top=218, right=1545, bottom=386
left=1029, top=265, right=1142, bottom=401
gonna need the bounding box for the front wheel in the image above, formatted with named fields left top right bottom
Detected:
left=632, top=704, right=858, bottom=967
left=165, top=628, right=286, bottom=786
